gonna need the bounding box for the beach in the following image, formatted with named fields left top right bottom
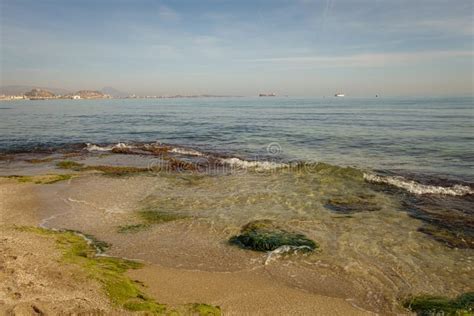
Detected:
left=0, top=134, right=472, bottom=314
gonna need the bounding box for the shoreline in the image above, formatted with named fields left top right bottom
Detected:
left=0, top=179, right=372, bottom=315
left=0, top=147, right=473, bottom=314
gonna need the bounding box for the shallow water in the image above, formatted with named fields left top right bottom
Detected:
left=0, top=150, right=468, bottom=313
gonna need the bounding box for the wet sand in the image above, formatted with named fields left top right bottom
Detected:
left=0, top=178, right=371, bottom=315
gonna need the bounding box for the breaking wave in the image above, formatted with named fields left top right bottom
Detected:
left=85, top=142, right=135, bottom=152
left=170, top=147, right=205, bottom=156
left=220, top=157, right=288, bottom=170
left=363, top=173, right=473, bottom=196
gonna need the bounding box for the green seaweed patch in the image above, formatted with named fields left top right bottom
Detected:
left=56, top=160, right=84, bottom=170
left=16, top=226, right=167, bottom=313
left=291, top=162, right=363, bottom=179
left=139, top=209, right=185, bottom=224
left=82, top=165, right=150, bottom=176
left=117, top=223, right=151, bottom=234
left=6, top=174, right=74, bottom=184
left=418, top=226, right=473, bottom=249
left=325, top=194, right=381, bottom=214
left=186, top=303, right=222, bottom=316
left=57, top=160, right=153, bottom=176
left=229, top=220, right=317, bottom=252
left=64, top=229, right=111, bottom=253
left=26, top=157, right=55, bottom=164
left=404, top=292, right=474, bottom=316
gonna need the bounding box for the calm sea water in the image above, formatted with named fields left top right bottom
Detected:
left=0, top=96, right=472, bottom=180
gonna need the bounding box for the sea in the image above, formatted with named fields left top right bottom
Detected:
left=0, top=96, right=473, bottom=312
left=1, top=96, right=473, bottom=181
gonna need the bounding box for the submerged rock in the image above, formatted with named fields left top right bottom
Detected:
left=229, top=220, right=317, bottom=252
left=325, top=194, right=381, bottom=214
left=404, top=292, right=474, bottom=315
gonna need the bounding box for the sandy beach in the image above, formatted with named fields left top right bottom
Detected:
left=0, top=176, right=370, bottom=315
left=0, top=146, right=472, bottom=315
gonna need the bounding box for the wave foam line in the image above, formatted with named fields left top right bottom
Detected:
left=363, top=173, right=473, bottom=196
left=85, top=142, right=135, bottom=152
left=220, top=157, right=288, bottom=170
left=170, top=147, right=204, bottom=156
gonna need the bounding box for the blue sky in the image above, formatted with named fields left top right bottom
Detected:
left=1, top=0, right=473, bottom=96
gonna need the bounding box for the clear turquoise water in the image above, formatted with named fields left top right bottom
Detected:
left=0, top=96, right=473, bottom=180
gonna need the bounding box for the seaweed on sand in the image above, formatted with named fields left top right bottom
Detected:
left=117, top=207, right=186, bottom=234
left=229, top=220, right=317, bottom=252
left=56, top=160, right=84, bottom=170
left=16, top=226, right=166, bottom=313
left=404, top=292, right=474, bottom=316
left=17, top=226, right=222, bottom=315
left=6, top=174, right=74, bottom=184
left=117, top=223, right=151, bottom=234
left=56, top=160, right=152, bottom=176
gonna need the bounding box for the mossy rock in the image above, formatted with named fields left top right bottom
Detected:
left=404, top=292, right=474, bottom=315
left=229, top=220, right=317, bottom=252
left=325, top=194, right=381, bottom=214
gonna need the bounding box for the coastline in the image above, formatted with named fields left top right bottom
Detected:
left=0, top=143, right=472, bottom=314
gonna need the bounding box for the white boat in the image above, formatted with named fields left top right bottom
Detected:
left=334, top=93, right=345, bottom=97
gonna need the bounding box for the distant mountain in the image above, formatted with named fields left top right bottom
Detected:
left=74, top=90, right=107, bottom=99
left=0, top=85, right=71, bottom=96
left=24, top=88, right=55, bottom=98
left=101, top=87, right=129, bottom=98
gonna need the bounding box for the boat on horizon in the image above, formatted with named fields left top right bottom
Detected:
left=334, top=93, right=345, bottom=97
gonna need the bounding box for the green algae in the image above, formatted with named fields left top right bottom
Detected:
left=291, top=162, right=364, bottom=179
left=6, top=174, right=74, bottom=184
left=17, top=226, right=221, bottom=315
left=63, top=229, right=111, bottom=253
left=229, top=220, right=317, bottom=252
left=56, top=160, right=84, bottom=170
left=117, top=223, right=151, bottom=234
left=56, top=160, right=152, bottom=176
left=187, top=303, right=222, bottom=316
left=117, top=201, right=188, bottom=234
left=26, top=157, right=55, bottom=164
left=82, top=165, right=150, bottom=176
left=325, top=193, right=381, bottom=214
left=16, top=226, right=166, bottom=313
left=418, top=226, right=473, bottom=249
left=404, top=292, right=474, bottom=316
left=139, top=209, right=185, bottom=224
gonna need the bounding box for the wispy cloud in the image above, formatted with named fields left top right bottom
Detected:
left=240, top=50, right=474, bottom=68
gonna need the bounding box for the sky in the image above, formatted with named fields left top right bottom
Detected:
left=0, top=0, right=473, bottom=96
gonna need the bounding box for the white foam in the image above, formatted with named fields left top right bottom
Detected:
left=363, top=173, right=473, bottom=196
left=170, top=147, right=204, bottom=156
left=264, top=245, right=313, bottom=265
left=220, top=157, right=288, bottom=171
left=85, top=142, right=134, bottom=152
